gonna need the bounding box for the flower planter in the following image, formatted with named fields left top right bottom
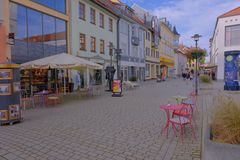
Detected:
left=204, top=126, right=240, bottom=160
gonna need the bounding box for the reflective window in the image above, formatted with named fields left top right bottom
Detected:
left=9, top=2, right=67, bottom=64
left=32, top=0, right=66, bottom=13
left=225, top=25, right=240, bottom=46
left=56, top=19, right=67, bottom=54
left=28, top=9, right=43, bottom=61
left=10, top=4, right=28, bottom=63
left=43, top=14, right=56, bottom=57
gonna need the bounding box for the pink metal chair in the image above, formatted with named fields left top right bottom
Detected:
left=169, top=105, right=196, bottom=143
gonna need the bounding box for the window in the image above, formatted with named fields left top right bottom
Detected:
left=145, top=47, right=150, bottom=56
left=109, top=42, right=113, bottom=55
left=146, top=32, right=150, bottom=41
left=32, top=0, right=66, bottom=13
left=145, top=64, right=150, bottom=77
left=100, top=39, right=104, bottom=54
left=80, top=33, right=86, bottom=50
left=156, top=51, right=160, bottom=58
left=90, top=37, right=96, bottom=52
left=99, top=13, right=104, bottom=28
left=109, top=18, right=113, bottom=32
left=79, top=2, right=85, bottom=20
left=9, top=2, right=67, bottom=64
left=225, top=25, right=240, bottom=46
left=151, top=49, right=155, bottom=57
left=90, top=8, right=96, bottom=24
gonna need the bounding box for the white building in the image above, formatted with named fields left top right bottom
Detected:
left=174, top=44, right=188, bottom=76
left=211, top=7, right=240, bottom=80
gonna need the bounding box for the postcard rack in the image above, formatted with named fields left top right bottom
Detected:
left=0, top=64, right=21, bottom=125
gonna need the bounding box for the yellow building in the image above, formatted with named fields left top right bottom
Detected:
left=159, top=19, right=180, bottom=79
left=0, top=0, right=70, bottom=63
left=145, top=28, right=161, bottom=80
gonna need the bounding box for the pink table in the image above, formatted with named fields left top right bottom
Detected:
left=160, top=104, right=184, bottom=138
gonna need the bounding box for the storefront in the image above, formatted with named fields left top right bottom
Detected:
left=160, top=56, right=175, bottom=79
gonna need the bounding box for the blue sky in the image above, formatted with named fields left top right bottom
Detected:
left=122, top=0, right=240, bottom=60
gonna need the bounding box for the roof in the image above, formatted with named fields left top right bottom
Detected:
left=176, top=44, right=190, bottom=55
left=173, top=26, right=180, bottom=36
left=218, top=6, right=240, bottom=18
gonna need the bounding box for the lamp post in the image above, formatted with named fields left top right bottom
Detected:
left=191, top=34, right=201, bottom=95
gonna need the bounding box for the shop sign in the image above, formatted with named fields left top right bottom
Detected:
left=112, top=79, right=122, bottom=97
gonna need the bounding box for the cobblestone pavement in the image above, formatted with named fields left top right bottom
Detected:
left=0, top=79, right=202, bottom=160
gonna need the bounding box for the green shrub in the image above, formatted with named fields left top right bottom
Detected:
left=129, top=76, right=137, bottom=82
left=200, top=75, right=211, bottom=83
left=212, top=96, right=240, bottom=144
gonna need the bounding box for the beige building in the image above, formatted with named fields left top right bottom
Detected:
left=159, top=18, right=180, bottom=79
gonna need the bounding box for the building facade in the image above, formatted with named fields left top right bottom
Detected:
left=0, top=0, right=69, bottom=64
left=110, top=1, right=146, bottom=82
left=159, top=18, right=179, bottom=79
left=71, top=0, right=118, bottom=87
left=132, top=4, right=161, bottom=80
left=174, top=44, right=188, bottom=76
left=211, top=7, right=240, bottom=80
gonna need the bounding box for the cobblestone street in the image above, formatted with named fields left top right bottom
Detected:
left=0, top=79, right=202, bottom=160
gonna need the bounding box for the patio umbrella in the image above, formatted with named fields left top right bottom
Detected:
left=20, top=53, right=103, bottom=95
left=20, top=53, right=103, bottom=70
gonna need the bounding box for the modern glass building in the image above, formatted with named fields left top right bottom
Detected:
left=0, top=0, right=69, bottom=64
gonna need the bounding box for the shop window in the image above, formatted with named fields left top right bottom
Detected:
left=94, top=70, right=102, bottom=85
left=43, top=14, right=56, bottom=57
left=28, top=9, right=44, bottom=61
left=56, top=19, right=67, bottom=54
left=32, top=0, right=66, bottom=13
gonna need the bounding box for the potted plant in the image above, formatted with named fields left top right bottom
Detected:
left=204, top=95, right=240, bottom=160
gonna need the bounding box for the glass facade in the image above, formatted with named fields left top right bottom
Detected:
left=10, top=3, right=67, bottom=64
left=32, top=0, right=66, bottom=13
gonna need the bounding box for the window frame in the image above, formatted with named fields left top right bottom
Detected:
left=90, top=36, right=96, bottom=52
left=90, top=7, right=96, bottom=25
left=79, top=2, right=85, bottom=20
left=109, top=18, right=113, bottom=32
left=99, top=13, right=104, bottom=28
left=100, top=39, right=105, bottom=54
left=80, top=33, right=86, bottom=51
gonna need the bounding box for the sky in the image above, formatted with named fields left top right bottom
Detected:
left=122, top=0, right=240, bottom=61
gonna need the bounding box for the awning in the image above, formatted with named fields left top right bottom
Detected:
left=160, top=55, right=174, bottom=67
left=20, top=53, right=103, bottom=70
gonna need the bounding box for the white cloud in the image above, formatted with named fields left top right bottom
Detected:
left=152, top=0, right=240, bottom=61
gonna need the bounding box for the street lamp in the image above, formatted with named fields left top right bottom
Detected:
left=191, top=34, right=202, bottom=95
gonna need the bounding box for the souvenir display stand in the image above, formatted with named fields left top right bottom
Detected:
left=0, top=64, right=21, bottom=125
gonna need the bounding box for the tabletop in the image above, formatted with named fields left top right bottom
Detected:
left=172, top=95, right=188, bottom=99
left=160, top=104, right=184, bottom=111
left=34, top=90, right=51, bottom=95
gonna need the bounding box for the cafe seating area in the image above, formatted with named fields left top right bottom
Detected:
left=160, top=91, right=198, bottom=143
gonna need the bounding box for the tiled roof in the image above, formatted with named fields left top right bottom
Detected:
left=218, top=6, right=240, bottom=18
left=177, top=44, right=190, bottom=55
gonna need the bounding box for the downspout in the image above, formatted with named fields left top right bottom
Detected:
left=117, top=18, right=120, bottom=79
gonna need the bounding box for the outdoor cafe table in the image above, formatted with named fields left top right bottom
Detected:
left=172, top=95, right=188, bottom=104
left=160, top=104, right=185, bottom=138
left=34, top=90, right=51, bottom=106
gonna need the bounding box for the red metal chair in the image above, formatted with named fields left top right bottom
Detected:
left=169, top=105, right=196, bottom=143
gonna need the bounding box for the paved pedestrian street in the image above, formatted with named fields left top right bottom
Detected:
left=0, top=79, right=202, bottom=160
